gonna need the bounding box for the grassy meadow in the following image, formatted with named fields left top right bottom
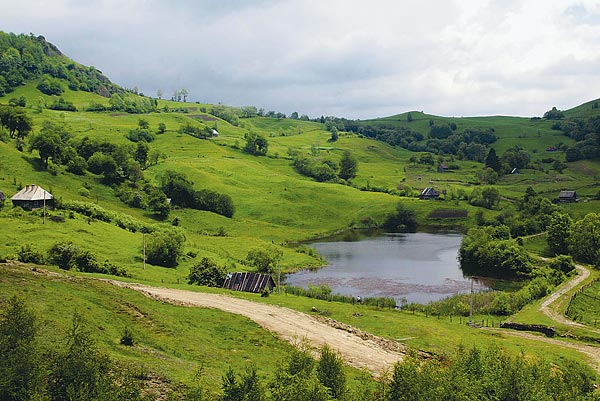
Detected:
left=2, top=77, right=600, bottom=394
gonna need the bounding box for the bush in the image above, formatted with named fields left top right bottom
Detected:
left=17, top=244, right=46, bottom=264
left=188, top=257, right=227, bottom=286
left=145, top=230, right=185, bottom=267
left=120, top=327, right=135, bottom=346
left=383, top=202, right=417, bottom=232
left=37, top=77, right=64, bottom=95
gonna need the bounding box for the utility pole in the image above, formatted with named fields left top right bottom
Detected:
left=277, top=260, right=281, bottom=294
left=43, top=190, right=46, bottom=224
left=143, top=232, right=146, bottom=270
left=469, top=277, right=473, bottom=324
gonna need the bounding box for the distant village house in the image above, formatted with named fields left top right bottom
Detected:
left=557, top=190, right=578, bottom=203
left=419, top=187, right=440, bottom=200
left=11, top=185, right=54, bottom=210
left=223, top=272, right=275, bottom=293
left=437, top=164, right=449, bottom=173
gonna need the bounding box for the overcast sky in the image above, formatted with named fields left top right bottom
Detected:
left=2, top=0, right=600, bottom=119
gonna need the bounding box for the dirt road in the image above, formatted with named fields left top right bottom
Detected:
left=539, top=264, right=590, bottom=327
left=118, top=283, right=404, bottom=375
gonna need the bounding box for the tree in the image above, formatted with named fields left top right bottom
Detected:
left=133, top=141, right=149, bottom=168
left=547, top=212, right=572, bottom=255
left=406, top=112, right=413, bottom=122
left=383, top=202, right=418, bottom=232
left=338, top=150, right=358, bottom=180
left=145, top=230, right=185, bottom=267
left=29, top=120, right=70, bottom=168
left=316, top=344, right=346, bottom=399
left=543, top=106, right=564, bottom=120
left=147, top=190, right=170, bottom=219
left=188, top=257, right=227, bottom=287
left=48, top=312, right=132, bottom=401
left=138, top=118, right=149, bottom=129
left=246, top=247, right=282, bottom=274
left=0, top=296, right=41, bottom=401
left=157, top=122, right=166, bottom=134
left=485, top=148, right=501, bottom=173
left=569, top=213, right=600, bottom=266
left=243, top=132, right=268, bottom=156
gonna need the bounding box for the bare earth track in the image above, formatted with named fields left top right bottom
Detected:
left=115, top=282, right=404, bottom=375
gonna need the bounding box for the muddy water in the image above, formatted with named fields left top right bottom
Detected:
left=286, top=232, right=488, bottom=304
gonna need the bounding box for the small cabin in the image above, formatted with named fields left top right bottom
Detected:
left=437, top=164, right=449, bottom=173
left=419, top=187, right=440, bottom=200
left=558, top=190, right=578, bottom=203
left=511, top=168, right=519, bottom=174
left=11, top=185, right=54, bottom=210
left=223, top=272, right=275, bottom=293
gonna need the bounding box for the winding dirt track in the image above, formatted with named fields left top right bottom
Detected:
left=115, top=263, right=600, bottom=375
left=115, top=282, right=403, bottom=375
left=497, top=263, right=600, bottom=373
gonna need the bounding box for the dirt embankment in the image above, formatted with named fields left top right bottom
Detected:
left=116, top=282, right=405, bottom=375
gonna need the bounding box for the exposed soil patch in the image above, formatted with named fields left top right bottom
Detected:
left=427, top=209, right=468, bottom=219
left=187, top=114, right=216, bottom=121
left=112, top=282, right=405, bottom=375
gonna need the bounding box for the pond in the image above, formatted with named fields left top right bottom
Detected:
left=285, top=232, right=489, bottom=304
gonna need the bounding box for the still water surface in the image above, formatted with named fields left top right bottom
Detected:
left=286, top=232, right=488, bottom=304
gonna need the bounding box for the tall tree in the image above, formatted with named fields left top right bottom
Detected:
left=339, top=150, right=358, bottom=180
left=485, top=148, right=501, bottom=173
left=29, top=120, right=70, bottom=168
left=316, top=344, right=346, bottom=399
left=0, top=296, right=41, bottom=401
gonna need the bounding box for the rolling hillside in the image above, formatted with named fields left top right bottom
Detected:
left=2, top=32, right=600, bottom=398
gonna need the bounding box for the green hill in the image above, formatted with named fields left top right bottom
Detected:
left=2, top=32, right=600, bottom=398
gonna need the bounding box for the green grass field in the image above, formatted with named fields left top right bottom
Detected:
left=2, top=73, right=600, bottom=394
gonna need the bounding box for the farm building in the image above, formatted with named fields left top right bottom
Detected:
left=437, top=164, right=449, bottom=173
left=223, top=272, right=275, bottom=293
left=557, top=190, right=578, bottom=203
left=419, top=187, right=440, bottom=200
left=11, top=185, right=54, bottom=210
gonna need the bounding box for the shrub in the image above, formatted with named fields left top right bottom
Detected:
left=145, top=230, right=185, bottom=267
left=17, top=244, right=45, bottom=265
left=188, top=257, right=227, bottom=286
left=37, top=77, right=64, bottom=95
left=120, top=327, right=135, bottom=346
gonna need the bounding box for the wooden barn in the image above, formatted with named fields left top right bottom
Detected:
left=11, top=185, right=54, bottom=210
left=558, top=190, right=578, bottom=203
left=223, top=272, right=276, bottom=293
left=419, top=187, right=440, bottom=200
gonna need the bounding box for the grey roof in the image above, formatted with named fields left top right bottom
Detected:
left=223, top=272, right=275, bottom=293
left=11, top=185, right=53, bottom=201
left=559, top=190, right=576, bottom=198
left=421, top=187, right=439, bottom=196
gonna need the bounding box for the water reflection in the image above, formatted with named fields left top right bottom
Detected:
left=286, top=232, right=488, bottom=304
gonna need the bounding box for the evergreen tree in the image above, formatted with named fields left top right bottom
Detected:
left=316, top=344, right=346, bottom=399
left=485, top=148, right=501, bottom=173
left=339, top=151, right=358, bottom=180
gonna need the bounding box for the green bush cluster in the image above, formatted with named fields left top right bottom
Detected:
left=188, top=257, right=227, bottom=286
left=62, top=200, right=152, bottom=233
left=47, top=241, right=128, bottom=276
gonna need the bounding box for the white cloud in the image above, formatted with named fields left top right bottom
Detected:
left=1, top=0, right=600, bottom=118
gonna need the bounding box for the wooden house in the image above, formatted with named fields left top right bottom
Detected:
left=11, top=185, right=54, bottom=210
left=223, top=272, right=276, bottom=293
left=558, top=190, right=578, bottom=203
left=419, top=187, right=440, bottom=200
